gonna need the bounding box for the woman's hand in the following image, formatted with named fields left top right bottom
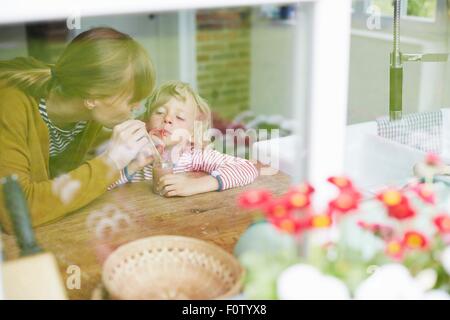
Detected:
left=102, top=120, right=150, bottom=170
left=127, top=143, right=164, bottom=175
left=159, top=174, right=219, bottom=197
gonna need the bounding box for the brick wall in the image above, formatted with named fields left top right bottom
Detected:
left=196, top=8, right=251, bottom=121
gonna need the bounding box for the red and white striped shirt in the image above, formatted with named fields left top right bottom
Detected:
left=108, top=147, right=259, bottom=190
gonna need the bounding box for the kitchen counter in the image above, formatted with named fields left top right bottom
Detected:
left=1, top=170, right=290, bottom=299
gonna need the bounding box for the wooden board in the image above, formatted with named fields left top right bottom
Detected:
left=3, top=253, right=67, bottom=300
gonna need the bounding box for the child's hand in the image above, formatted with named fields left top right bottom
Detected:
left=159, top=174, right=219, bottom=197
left=159, top=174, right=196, bottom=197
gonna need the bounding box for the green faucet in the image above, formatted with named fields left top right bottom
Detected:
left=389, top=0, right=448, bottom=121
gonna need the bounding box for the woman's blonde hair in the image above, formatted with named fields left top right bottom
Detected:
left=0, top=27, right=155, bottom=102
left=145, top=80, right=212, bottom=147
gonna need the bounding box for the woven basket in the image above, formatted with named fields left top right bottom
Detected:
left=102, top=235, right=244, bottom=300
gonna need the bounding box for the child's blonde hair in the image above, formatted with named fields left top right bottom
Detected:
left=145, top=80, right=212, bottom=148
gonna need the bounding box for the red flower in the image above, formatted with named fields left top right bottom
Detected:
left=264, top=198, right=292, bottom=233
left=433, top=214, right=450, bottom=234
left=285, top=192, right=310, bottom=210
left=377, top=189, right=403, bottom=206
left=329, top=189, right=361, bottom=214
left=425, top=153, right=441, bottom=166
left=308, top=214, right=332, bottom=229
left=411, top=183, right=435, bottom=204
left=327, top=176, right=353, bottom=190
left=377, top=189, right=415, bottom=220
left=402, top=231, right=428, bottom=250
left=238, top=189, right=272, bottom=209
left=269, top=217, right=298, bottom=234
left=387, top=198, right=416, bottom=220
left=289, top=183, right=315, bottom=195
left=263, top=197, right=291, bottom=219
left=385, top=239, right=405, bottom=260
left=264, top=197, right=314, bottom=234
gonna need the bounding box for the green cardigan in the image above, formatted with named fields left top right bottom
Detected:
left=0, top=83, right=120, bottom=233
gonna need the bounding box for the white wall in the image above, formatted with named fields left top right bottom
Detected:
left=249, top=8, right=295, bottom=118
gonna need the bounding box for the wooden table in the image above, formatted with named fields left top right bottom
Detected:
left=2, top=171, right=291, bottom=299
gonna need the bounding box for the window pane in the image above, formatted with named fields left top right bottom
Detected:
left=371, top=0, right=438, bottom=19
left=371, top=0, right=394, bottom=16
left=406, top=0, right=437, bottom=18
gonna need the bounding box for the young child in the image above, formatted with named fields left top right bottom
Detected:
left=109, top=81, right=258, bottom=196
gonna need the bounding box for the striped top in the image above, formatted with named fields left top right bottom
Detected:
left=38, top=99, right=87, bottom=157
left=109, top=147, right=259, bottom=191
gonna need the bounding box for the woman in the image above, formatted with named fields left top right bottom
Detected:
left=0, top=27, right=155, bottom=231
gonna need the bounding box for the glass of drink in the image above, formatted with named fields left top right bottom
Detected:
left=152, top=160, right=174, bottom=196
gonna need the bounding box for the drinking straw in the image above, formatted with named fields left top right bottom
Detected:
left=144, top=131, right=163, bottom=163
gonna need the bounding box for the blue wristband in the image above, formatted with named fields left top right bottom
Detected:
left=211, top=171, right=224, bottom=191
left=123, top=166, right=136, bottom=182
